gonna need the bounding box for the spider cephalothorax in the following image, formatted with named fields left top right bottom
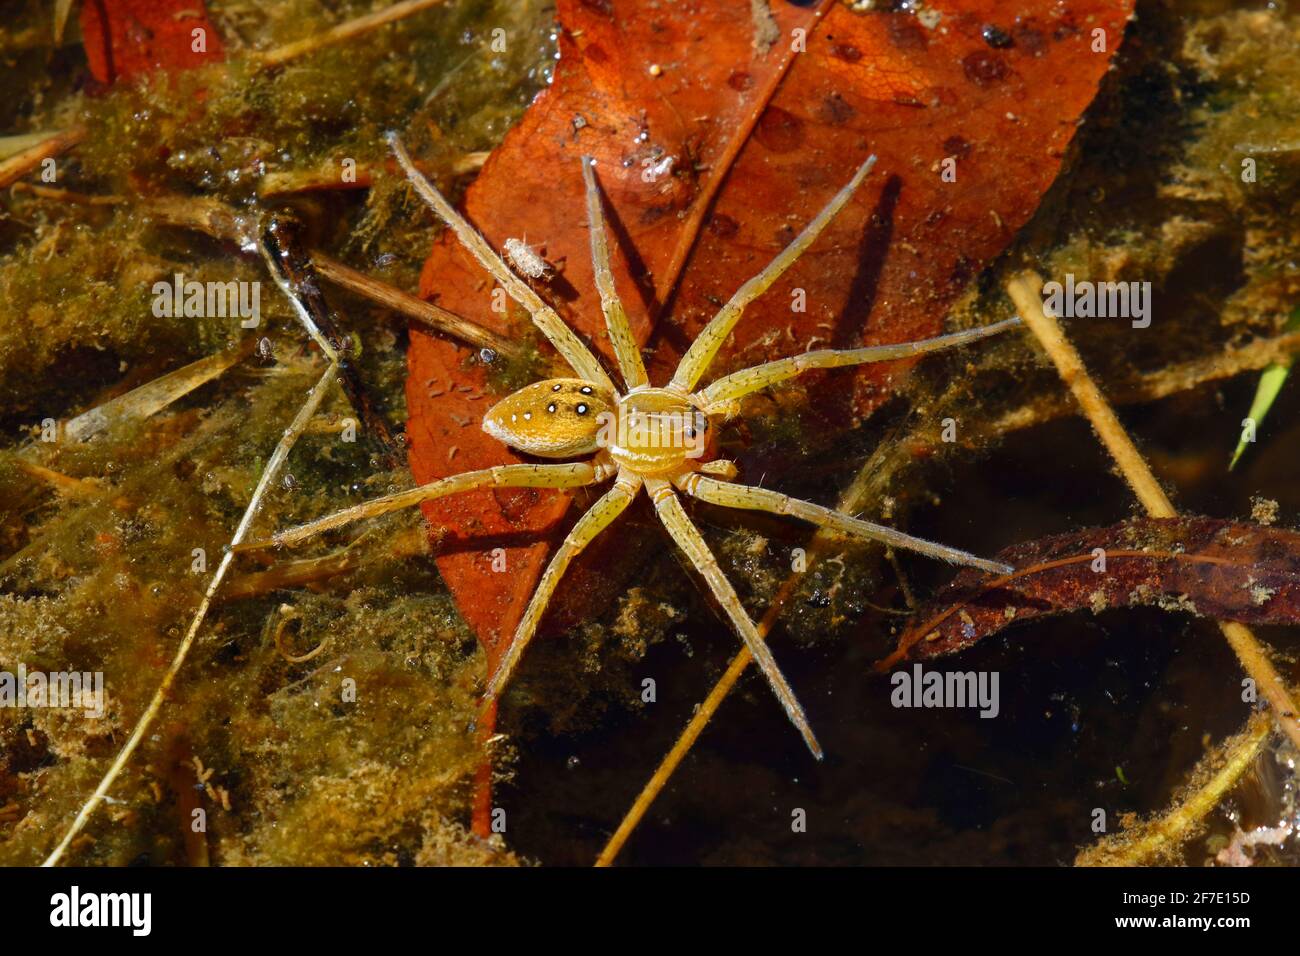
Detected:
left=243, top=134, right=1021, bottom=756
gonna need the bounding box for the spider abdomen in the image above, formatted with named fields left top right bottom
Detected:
left=608, top=389, right=709, bottom=475
left=482, top=378, right=614, bottom=458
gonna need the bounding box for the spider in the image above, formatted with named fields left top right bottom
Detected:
left=240, top=133, right=1020, bottom=757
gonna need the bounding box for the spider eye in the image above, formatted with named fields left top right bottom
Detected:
left=580, top=386, right=593, bottom=395
left=552, top=384, right=562, bottom=391
left=576, top=403, right=589, bottom=415
left=546, top=403, right=557, bottom=413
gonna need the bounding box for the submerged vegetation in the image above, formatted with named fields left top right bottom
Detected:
left=0, top=0, right=1297, bottom=865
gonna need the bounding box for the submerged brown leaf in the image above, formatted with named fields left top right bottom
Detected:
left=882, top=517, right=1300, bottom=667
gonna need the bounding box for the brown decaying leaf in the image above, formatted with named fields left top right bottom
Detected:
left=882, top=517, right=1300, bottom=668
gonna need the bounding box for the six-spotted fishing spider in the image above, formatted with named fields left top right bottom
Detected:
left=239, top=133, right=1020, bottom=757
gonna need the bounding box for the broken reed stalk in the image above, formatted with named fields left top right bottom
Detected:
left=42, top=361, right=339, bottom=866
left=0, top=127, right=85, bottom=189
left=1004, top=270, right=1300, bottom=755
left=1075, top=710, right=1272, bottom=866
left=312, top=252, right=520, bottom=359
left=252, top=0, right=451, bottom=69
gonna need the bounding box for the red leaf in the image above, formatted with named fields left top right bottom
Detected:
left=407, top=0, right=1134, bottom=675
left=881, top=517, right=1300, bottom=668
left=80, top=0, right=225, bottom=86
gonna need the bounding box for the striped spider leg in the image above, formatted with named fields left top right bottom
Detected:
left=241, top=139, right=1019, bottom=759
left=672, top=320, right=1024, bottom=578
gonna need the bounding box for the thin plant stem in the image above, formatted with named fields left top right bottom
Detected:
left=1005, top=270, right=1300, bottom=754
left=1075, top=711, right=1271, bottom=866
left=42, top=362, right=339, bottom=866
left=252, top=0, right=451, bottom=69
left=0, top=127, right=85, bottom=189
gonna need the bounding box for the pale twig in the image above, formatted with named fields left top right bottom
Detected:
left=12, top=460, right=99, bottom=498
left=252, top=0, right=451, bottom=69
left=257, top=151, right=486, bottom=197
left=1005, top=270, right=1300, bottom=755
left=0, top=127, right=85, bottom=189
left=1076, top=711, right=1271, bottom=866
left=312, top=252, right=521, bottom=359
left=41, top=361, right=338, bottom=866
left=61, top=340, right=257, bottom=443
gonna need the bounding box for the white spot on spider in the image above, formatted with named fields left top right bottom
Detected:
left=577, top=404, right=589, bottom=415
left=524, top=412, right=532, bottom=420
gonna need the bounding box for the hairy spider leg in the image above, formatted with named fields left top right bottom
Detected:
left=669, top=154, right=878, bottom=393
left=646, top=477, right=821, bottom=757
left=387, top=132, right=613, bottom=390
left=696, top=317, right=1023, bottom=411
left=480, top=472, right=642, bottom=714
left=676, top=473, right=1014, bottom=576
left=238, top=460, right=616, bottom=551
left=581, top=157, right=648, bottom=390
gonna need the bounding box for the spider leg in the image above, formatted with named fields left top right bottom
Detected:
left=696, top=317, right=1022, bottom=412
left=646, top=477, right=821, bottom=758
left=676, top=472, right=1013, bottom=575
left=387, top=133, right=613, bottom=390
left=481, top=473, right=641, bottom=708
left=581, top=157, right=648, bottom=390
left=238, top=459, right=615, bottom=551
left=669, top=154, right=878, bottom=393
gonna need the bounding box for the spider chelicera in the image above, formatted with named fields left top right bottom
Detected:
left=241, top=133, right=1019, bottom=756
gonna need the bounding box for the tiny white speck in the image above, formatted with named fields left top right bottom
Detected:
left=524, top=412, right=532, bottom=420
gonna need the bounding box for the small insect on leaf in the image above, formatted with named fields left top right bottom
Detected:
left=503, top=238, right=553, bottom=279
